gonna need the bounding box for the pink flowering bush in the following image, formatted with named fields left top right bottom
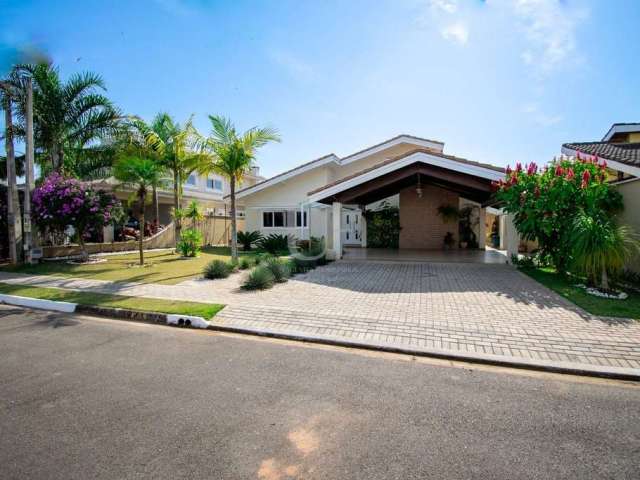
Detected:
left=494, top=154, right=623, bottom=271
left=32, top=173, right=123, bottom=259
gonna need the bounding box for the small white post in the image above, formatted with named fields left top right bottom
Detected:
left=505, top=214, right=520, bottom=262
left=478, top=207, right=486, bottom=249
left=332, top=202, right=342, bottom=259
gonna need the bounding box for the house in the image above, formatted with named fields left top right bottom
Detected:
left=93, top=167, right=264, bottom=225
left=563, top=122, right=640, bottom=269
left=233, top=135, right=507, bottom=259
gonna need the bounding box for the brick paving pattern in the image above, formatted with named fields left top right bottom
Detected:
left=1, top=261, right=639, bottom=369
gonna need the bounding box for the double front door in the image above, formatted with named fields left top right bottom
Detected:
left=341, top=210, right=362, bottom=246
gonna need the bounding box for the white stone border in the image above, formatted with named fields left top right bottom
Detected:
left=0, top=294, right=77, bottom=313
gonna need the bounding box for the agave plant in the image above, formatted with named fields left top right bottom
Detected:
left=570, top=213, right=640, bottom=290
left=256, top=233, right=291, bottom=254
left=237, top=230, right=263, bottom=251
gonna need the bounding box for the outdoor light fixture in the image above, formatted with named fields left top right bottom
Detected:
left=416, top=174, right=423, bottom=198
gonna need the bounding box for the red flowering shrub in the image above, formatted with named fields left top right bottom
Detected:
left=494, top=155, right=623, bottom=270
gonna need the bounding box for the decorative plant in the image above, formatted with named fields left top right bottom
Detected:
left=176, top=228, right=203, bottom=257
left=113, top=156, right=166, bottom=265
left=444, top=232, right=455, bottom=249
left=262, top=256, right=291, bottom=283
left=437, top=205, right=459, bottom=222
left=185, top=200, right=203, bottom=225
left=31, top=173, right=122, bottom=261
left=237, top=230, right=263, bottom=251
left=495, top=156, right=623, bottom=272
left=256, top=233, right=291, bottom=254
left=241, top=265, right=276, bottom=290
left=458, top=205, right=479, bottom=248
left=363, top=201, right=400, bottom=249
left=203, top=259, right=233, bottom=279
left=569, top=213, right=639, bottom=290
left=195, top=115, right=280, bottom=262
left=238, top=257, right=253, bottom=270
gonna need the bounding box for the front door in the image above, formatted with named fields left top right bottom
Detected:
left=342, top=210, right=362, bottom=246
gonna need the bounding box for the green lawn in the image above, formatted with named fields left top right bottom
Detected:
left=0, top=282, right=224, bottom=319
left=521, top=267, right=640, bottom=320
left=0, top=247, right=259, bottom=285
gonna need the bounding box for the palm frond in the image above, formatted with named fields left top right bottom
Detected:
left=208, top=115, right=236, bottom=145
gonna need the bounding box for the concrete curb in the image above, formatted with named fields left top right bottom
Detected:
left=206, top=323, right=640, bottom=382
left=2, top=295, right=637, bottom=381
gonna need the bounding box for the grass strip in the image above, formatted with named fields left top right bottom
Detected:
left=520, top=267, right=640, bottom=320
left=0, top=282, right=224, bottom=320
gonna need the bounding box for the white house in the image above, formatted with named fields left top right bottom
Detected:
left=233, top=135, right=507, bottom=259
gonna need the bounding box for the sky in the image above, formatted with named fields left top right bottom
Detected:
left=1, top=0, right=639, bottom=177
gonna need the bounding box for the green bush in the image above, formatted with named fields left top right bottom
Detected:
left=364, top=201, right=400, bottom=248
left=262, top=257, right=291, bottom=283
left=176, top=228, right=203, bottom=257
left=241, top=266, right=275, bottom=290
left=256, top=234, right=291, bottom=254
left=238, top=257, right=253, bottom=270
left=203, top=259, right=233, bottom=279
left=237, top=230, right=263, bottom=251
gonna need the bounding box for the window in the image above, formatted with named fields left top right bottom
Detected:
left=185, top=174, right=197, bottom=187
left=207, top=177, right=223, bottom=191
left=296, top=211, right=308, bottom=227
left=262, top=210, right=308, bottom=228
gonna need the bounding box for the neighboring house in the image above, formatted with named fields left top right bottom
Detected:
left=94, top=167, right=264, bottom=225
left=563, top=122, right=640, bottom=270
left=233, top=134, right=505, bottom=259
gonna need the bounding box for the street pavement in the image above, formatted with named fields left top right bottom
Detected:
left=1, top=305, right=639, bottom=480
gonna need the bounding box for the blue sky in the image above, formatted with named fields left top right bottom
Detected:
left=2, top=0, right=639, bottom=177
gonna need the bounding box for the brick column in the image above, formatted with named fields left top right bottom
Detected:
left=478, top=207, right=486, bottom=249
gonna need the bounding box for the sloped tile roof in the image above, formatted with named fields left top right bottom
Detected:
left=563, top=141, right=640, bottom=167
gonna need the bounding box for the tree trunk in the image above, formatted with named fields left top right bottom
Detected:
left=230, top=174, right=238, bottom=261
left=139, top=191, right=146, bottom=266
left=601, top=268, right=609, bottom=291
left=173, top=169, right=181, bottom=245
left=23, top=77, right=35, bottom=264
left=152, top=184, right=159, bottom=232
left=3, top=94, right=21, bottom=265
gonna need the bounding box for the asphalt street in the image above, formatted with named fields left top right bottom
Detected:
left=0, top=304, right=638, bottom=479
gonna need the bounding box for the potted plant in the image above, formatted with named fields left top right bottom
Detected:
left=444, top=232, right=455, bottom=250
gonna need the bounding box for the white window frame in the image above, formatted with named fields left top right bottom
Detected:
left=206, top=175, right=224, bottom=192
left=261, top=209, right=307, bottom=229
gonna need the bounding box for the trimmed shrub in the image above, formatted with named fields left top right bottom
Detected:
left=203, top=259, right=232, bottom=279
left=238, top=257, right=253, bottom=270
left=263, top=257, right=291, bottom=283
left=256, top=234, right=291, bottom=254
left=241, top=266, right=275, bottom=290
left=177, top=228, right=203, bottom=257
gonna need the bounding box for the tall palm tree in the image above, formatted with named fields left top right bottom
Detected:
left=131, top=113, right=207, bottom=242
left=570, top=213, right=640, bottom=290
left=197, top=115, right=280, bottom=261
left=11, top=62, right=122, bottom=174
left=113, top=156, right=166, bottom=265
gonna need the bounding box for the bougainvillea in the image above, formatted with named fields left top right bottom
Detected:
left=32, top=173, right=123, bottom=259
left=494, top=154, right=623, bottom=271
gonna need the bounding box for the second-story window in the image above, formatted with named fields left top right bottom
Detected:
left=185, top=174, right=197, bottom=187
left=207, top=177, right=223, bottom=191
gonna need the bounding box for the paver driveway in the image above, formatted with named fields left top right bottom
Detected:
left=1, top=261, right=640, bottom=370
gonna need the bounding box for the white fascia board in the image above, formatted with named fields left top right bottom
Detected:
left=602, top=124, right=640, bottom=141
left=308, top=151, right=503, bottom=203
left=561, top=146, right=640, bottom=177
left=235, top=154, right=339, bottom=200
left=339, top=136, right=444, bottom=166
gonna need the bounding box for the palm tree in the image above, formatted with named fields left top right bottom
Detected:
left=130, top=113, right=207, bottom=243
left=113, top=156, right=166, bottom=265
left=197, top=115, right=280, bottom=261
left=11, top=62, right=122, bottom=174
left=570, top=213, right=640, bottom=290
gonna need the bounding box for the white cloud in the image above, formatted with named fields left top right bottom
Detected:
left=521, top=103, right=562, bottom=127
left=268, top=49, right=314, bottom=81
left=494, top=0, right=588, bottom=77
left=428, top=0, right=459, bottom=14
left=441, top=22, right=469, bottom=45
